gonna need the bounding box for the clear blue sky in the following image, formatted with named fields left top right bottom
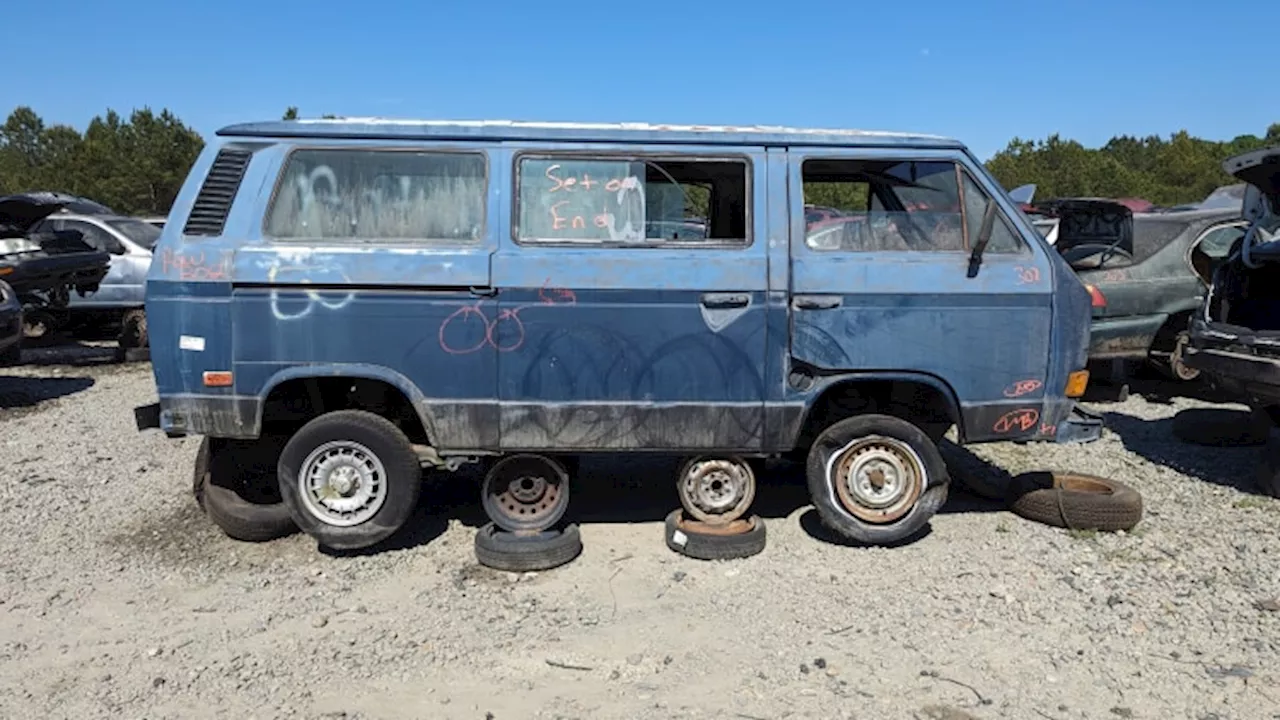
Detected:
left=7, top=0, right=1279, bottom=159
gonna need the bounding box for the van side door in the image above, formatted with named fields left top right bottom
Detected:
left=492, top=144, right=770, bottom=451
left=786, top=147, right=1056, bottom=442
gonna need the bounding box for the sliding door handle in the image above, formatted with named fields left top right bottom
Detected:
left=793, top=295, right=842, bottom=310
left=701, top=293, right=749, bottom=309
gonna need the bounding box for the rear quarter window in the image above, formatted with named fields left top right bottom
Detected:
left=264, top=148, right=487, bottom=243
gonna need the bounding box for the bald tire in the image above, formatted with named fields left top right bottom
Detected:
left=193, top=436, right=297, bottom=543
left=663, top=509, right=766, bottom=561
left=1008, top=471, right=1143, bottom=532
left=474, top=522, right=583, bottom=572
left=805, top=413, right=949, bottom=546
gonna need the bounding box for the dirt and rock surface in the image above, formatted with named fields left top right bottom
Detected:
left=2, top=342, right=1279, bottom=720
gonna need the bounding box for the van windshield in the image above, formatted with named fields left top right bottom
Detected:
left=107, top=217, right=162, bottom=250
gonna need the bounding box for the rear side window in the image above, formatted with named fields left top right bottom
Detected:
left=514, top=155, right=749, bottom=246
left=264, top=148, right=487, bottom=243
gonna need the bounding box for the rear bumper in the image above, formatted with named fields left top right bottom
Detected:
left=1185, top=319, right=1280, bottom=406
left=135, top=395, right=260, bottom=438
left=1087, top=314, right=1166, bottom=359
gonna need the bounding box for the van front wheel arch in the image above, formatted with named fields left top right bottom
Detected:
left=805, top=413, right=949, bottom=546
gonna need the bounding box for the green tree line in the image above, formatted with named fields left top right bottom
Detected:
left=2, top=105, right=1278, bottom=217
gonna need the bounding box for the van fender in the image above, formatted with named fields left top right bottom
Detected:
left=256, top=363, right=440, bottom=444
left=795, top=370, right=965, bottom=442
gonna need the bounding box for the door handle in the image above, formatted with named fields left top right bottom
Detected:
left=700, top=293, right=749, bottom=309
left=469, top=286, right=497, bottom=298
left=793, top=295, right=842, bottom=310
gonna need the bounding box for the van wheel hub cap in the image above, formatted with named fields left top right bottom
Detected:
left=299, top=441, right=387, bottom=527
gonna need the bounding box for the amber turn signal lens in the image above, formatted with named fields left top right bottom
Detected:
left=1065, top=370, right=1089, bottom=398
left=203, top=371, right=233, bottom=387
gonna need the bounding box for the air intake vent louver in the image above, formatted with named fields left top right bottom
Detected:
left=182, top=149, right=252, bottom=236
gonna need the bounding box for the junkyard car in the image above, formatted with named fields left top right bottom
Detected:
left=135, top=118, right=1100, bottom=552
left=0, top=279, right=22, bottom=365
left=30, top=212, right=156, bottom=353
left=1038, top=197, right=1246, bottom=380
left=1185, top=147, right=1280, bottom=476
left=0, top=193, right=112, bottom=339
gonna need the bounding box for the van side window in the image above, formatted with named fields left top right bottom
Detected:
left=264, top=149, right=487, bottom=243
left=959, top=169, right=1024, bottom=254
left=802, top=159, right=965, bottom=252
left=802, top=159, right=1025, bottom=254
left=515, top=156, right=748, bottom=246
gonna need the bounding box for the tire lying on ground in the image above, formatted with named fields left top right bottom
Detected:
left=474, top=522, right=583, bottom=572
left=1008, top=471, right=1143, bottom=532
left=1255, top=438, right=1280, bottom=499
left=663, top=509, right=766, bottom=561
left=193, top=436, right=298, bottom=542
left=1171, top=407, right=1270, bottom=447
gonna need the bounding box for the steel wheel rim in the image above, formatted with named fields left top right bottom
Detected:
left=678, top=457, right=755, bottom=525
left=826, top=435, right=926, bottom=524
left=297, top=440, right=388, bottom=527
left=482, top=455, right=570, bottom=532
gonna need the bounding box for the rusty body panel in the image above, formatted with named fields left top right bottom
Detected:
left=136, top=119, right=1101, bottom=454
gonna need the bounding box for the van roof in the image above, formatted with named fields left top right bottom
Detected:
left=216, top=117, right=964, bottom=149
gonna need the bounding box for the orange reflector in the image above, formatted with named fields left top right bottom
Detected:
left=1084, top=284, right=1106, bottom=308
left=203, top=371, right=233, bottom=387
left=0, top=267, right=12, bottom=276
left=1065, top=370, right=1089, bottom=398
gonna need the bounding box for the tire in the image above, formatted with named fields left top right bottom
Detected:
left=192, top=436, right=297, bottom=542
left=119, top=309, right=148, bottom=349
left=1256, top=438, right=1280, bottom=499
left=0, top=343, right=20, bottom=367
left=277, top=410, right=422, bottom=551
left=805, top=413, right=949, bottom=545
left=1008, top=471, right=1143, bottom=532
left=663, top=509, right=766, bottom=560
left=1172, top=407, right=1270, bottom=447
left=474, top=522, right=583, bottom=572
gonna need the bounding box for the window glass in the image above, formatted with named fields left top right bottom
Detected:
left=802, top=159, right=965, bottom=251
left=1197, top=224, right=1246, bottom=259
left=64, top=220, right=123, bottom=254
left=516, top=157, right=747, bottom=245
left=106, top=217, right=162, bottom=250
left=960, top=170, right=1024, bottom=254
left=265, top=149, right=486, bottom=242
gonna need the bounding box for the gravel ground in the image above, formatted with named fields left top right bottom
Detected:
left=2, top=343, right=1279, bottom=720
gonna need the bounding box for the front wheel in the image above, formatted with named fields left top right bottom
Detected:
left=805, top=413, right=949, bottom=545
left=277, top=410, right=422, bottom=551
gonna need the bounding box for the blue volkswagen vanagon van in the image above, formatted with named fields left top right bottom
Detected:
left=135, top=118, right=1100, bottom=553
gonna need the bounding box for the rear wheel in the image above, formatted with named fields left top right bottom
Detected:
left=806, top=413, right=948, bottom=545
left=119, top=309, right=148, bottom=349
left=277, top=410, right=422, bottom=551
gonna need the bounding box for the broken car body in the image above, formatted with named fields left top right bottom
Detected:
left=134, top=118, right=1100, bottom=552
left=1041, top=197, right=1246, bottom=378
left=0, top=192, right=112, bottom=338
left=1185, top=146, right=1280, bottom=416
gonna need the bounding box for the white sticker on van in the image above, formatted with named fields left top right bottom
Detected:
left=179, top=335, right=206, bottom=352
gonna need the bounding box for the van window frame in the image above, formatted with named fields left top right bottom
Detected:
left=510, top=149, right=755, bottom=250
left=259, top=144, right=491, bottom=246
left=798, top=154, right=1028, bottom=255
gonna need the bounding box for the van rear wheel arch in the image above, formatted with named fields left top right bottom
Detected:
left=257, top=370, right=435, bottom=447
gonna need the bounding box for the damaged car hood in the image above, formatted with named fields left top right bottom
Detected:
left=0, top=192, right=76, bottom=236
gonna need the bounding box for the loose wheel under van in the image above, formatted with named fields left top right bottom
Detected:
left=276, top=410, right=422, bottom=551
left=805, top=414, right=949, bottom=545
